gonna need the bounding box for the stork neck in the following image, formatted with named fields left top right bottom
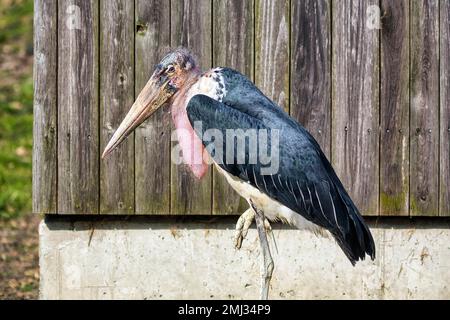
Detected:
left=170, top=68, right=200, bottom=115
left=169, top=69, right=208, bottom=179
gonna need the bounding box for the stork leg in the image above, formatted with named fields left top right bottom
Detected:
left=250, top=201, right=274, bottom=300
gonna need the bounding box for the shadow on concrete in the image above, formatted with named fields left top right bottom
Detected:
left=44, top=214, right=450, bottom=232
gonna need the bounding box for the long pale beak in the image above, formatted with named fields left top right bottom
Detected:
left=102, top=78, right=175, bottom=159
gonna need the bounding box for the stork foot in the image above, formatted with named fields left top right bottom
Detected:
left=234, top=208, right=255, bottom=249
left=234, top=208, right=272, bottom=249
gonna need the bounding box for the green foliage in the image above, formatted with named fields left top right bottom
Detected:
left=0, top=0, right=34, bottom=46
left=0, top=0, right=34, bottom=219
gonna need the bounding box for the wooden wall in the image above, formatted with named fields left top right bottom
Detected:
left=33, top=0, right=449, bottom=216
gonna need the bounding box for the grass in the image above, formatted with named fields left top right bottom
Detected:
left=0, top=0, right=34, bottom=220
left=0, top=2, right=38, bottom=299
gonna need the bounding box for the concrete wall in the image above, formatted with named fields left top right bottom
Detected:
left=39, top=216, right=450, bottom=299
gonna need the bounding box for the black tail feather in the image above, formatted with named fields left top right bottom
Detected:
left=332, top=189, right=376, bottom=265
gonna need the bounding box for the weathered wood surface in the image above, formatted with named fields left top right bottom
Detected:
left=290, top=0, right=331, bottom=158
left=212, top=0, right=253, bottom=215
left=332, top=0, right=380, bottom=216
left=255, top=0, right=290, bottom=112
left=170, top=0, right=212, bottom=215
left=99, top=0, right=134, bottom=214
left=410, top=0, right=439, bottom=216
left=33, top=0, right=450, bottom=217
left=380, top=0, right=409, bottom=216
left=441, top=1, right=450, bottom=217
left=135, top=0, right=171, bottom=214
left=33, top=0, right=58, bottom=214
left=57, top=0, right=99, bottom=214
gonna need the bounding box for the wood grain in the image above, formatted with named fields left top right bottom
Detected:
left=57, top=0, right=99, bottom=214
left=332, top=0, right=380, bottom=216
left=171, top=0, right=213, bottom=215
left=212, top=0, right=253, bottom=215
left=33, top=0, right=58, bottom=214
left=290, top=0, right=331, bottom=157
left=34, top=0, right=448, bottom=218
left=380, top=0, right=409, bottom=216
left=440, top=1, right=450, bottom=216
left=99, top=0, right=134, bottom=214
left=134, top=0, right=171, bottom=214
left=410, top=0, right=439, bottom=216
left=255, top=0, right=290, bottom=112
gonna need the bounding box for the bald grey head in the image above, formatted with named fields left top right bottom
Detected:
left=157, top=47, right=198, bottom=73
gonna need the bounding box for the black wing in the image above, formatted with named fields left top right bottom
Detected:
left=186, top=71, right=375, bottom=265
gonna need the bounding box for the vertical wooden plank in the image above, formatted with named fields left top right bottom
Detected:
left=33, top=0, right=57, bottom=214
left=213, top=0, right=254, bottom=78
left=171, top=0, right=213, bottom=215
left=212, top=0, right=253, bottom=214
left=441, top=1, right=450, bottom=216
left=58, top=0, right=99, bottom=214
left=290, top=0, right=331, bottom=157
left=380, top=0, right=409, bottom=216
left=135, top=0, right=171, bottom=214
left=410, top=0, right=439, bottom=216
left=99, top=0, right=134, bottom=214
left=255, top=0, right=290, bottom=112
left=332, top=0, right=380, bottom=216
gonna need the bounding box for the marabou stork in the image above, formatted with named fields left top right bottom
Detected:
left=102, top=48, right=376, bottom=299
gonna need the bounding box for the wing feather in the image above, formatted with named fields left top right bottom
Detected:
left=186, top=71, right=375, bottom=264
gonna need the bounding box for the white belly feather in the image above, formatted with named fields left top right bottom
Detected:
left=214, top=164, right=326, bottom=236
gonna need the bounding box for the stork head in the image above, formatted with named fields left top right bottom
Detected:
left=102, top=47, right=198, bottom=158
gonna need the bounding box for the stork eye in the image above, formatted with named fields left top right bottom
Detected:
left=166, top=65, right=175, bottom=74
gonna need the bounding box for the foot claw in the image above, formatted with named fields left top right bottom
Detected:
left=263, top=218, right=272, bottom=232
left=234, top=208, right=255, bottom=249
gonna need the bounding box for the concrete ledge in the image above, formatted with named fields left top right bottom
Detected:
left=39, top=216, right=450, bottom=299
